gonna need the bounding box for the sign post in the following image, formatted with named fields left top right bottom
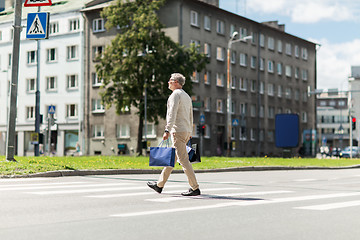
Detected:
left=48, top=105, right=55, bottom=156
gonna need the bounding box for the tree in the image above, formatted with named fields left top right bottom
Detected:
left=96, top=0, right=208, bottom=155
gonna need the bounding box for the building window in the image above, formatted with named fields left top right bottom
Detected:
left=216, top=20, right=224, bottom=34
left=230, top=24, right=236, bottom=37
left=67, top=104, right=78, bottom=118
left=240, top=103, right=247, bottom=115
left=204, top=97, right=211, bottom=112
left=268, top=83, right=274, bottom=96
left=69, top=18, right=80, bottom=32
left=250, top=128, right=256, bottom=141
left=239, top=27, right=247, bottom=39
left=268, top=107, right=275, bottom=119
left=268, top=37, right=274, bottom=50
left=301, top=48, right=308, bottom=60
left=204, top=71, right=211, bottom=85
left=251, top=80, right=256, bottom=92
left=216, top=73, right=224, bottom=87
left=295, top=45, right=300, bottom=58
left=92, top=72, right=102, bottom=87
left=92, top=45, right=104, bottom=61
left=277, top=40, right=282, bottom=53
left=302, top=112, right=308, bottom=123
left=231, top=100, right=235, bottom=114
left=259, top=105, right=264, bottom=118
left=67, top=74, right=78, bottom=89
left=204, top=15, right=211, bottom=31
left=93, top=125, right=104, bottom=138
left=191, top=71, right=199, bottom=83
left=231, top=76, right=236, bottom=89
left=285, top=43, right=292, bottom=55
left=27, top=50, right=37, bottom=65
left=239, top=77, right=247, bottom=91
left=27, top=78, right=36, bottom=93
left=259, top=34, right=265, bottom=47
left=268, top=131, right=274, bottom=142
left=190, top=10, right=199, bottom=27
left=216, top=99, right=223, bottom=113
left=8, top=53, right=11, bottom=67
left=240, top=53, right=247, bottom=66
left=278, top=85, right=282, bottom=98
left=260, top=81, right=264, bottom=94
left=49, top=22, right=59, bottom=35
left=204, top=43, right=211, bottom=58
left=260, top=58, right=264, bottom=71
left=268, top=60, right=274, bottom=73
left=92, top=99, right=105, bottom=113
left=117, top=124, right=130, bottom=138
left=240, top=127, right=247, bottom=140
left=46, top=76, right=57, bottom=91
left=285, top=88, right=292, bottom=99
left=285, top=65, right=292, bottom=77
left=302, top=69, right=308, bottom=81
left=67, top=45, right=78, bottom=60
left=251, top=56, right=256, bottom=69
left=93, top=18, right=105, bottom=33
left=250, top=104, right=256, bottom=117
left=231, top=51, right=236, bottom=64
left=277, top=63, right=282, bottom=75
left=295, top=67, right=300, bottom=79
left=216, top=47, right=225, bottom=61
left=46, top=48, right=57, bottom=62
left=295, top=89, right=300, bottom=101
left=26, top=106, right=35, bottom=120
left=144, top=123, right=156, bottom=138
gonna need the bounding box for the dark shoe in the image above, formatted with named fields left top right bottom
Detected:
left=181, top=188, right=201, bottom=196
left=147, top=181, right=163, bottom=193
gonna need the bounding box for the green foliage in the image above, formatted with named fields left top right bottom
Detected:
left=96, top=0, right=208, bottom=123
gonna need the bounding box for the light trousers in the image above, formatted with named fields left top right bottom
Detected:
left=157, top=132, right=199, bottom=190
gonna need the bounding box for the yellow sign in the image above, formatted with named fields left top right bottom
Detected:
left=31, top=133, right=39, bottom=144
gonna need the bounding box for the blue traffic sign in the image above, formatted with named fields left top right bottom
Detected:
left=200, top=114, right=205, bottom=124
left=232, top=119, right=239, bottom=126
left=48, top=105, right=56, bottom=114
left=26, top=12, right=49, bottom=39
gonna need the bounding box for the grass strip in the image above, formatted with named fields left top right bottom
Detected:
left=1, top=156, right=360, bottom=176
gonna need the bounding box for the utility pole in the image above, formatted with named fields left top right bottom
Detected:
left=34, top=6, right=41, bottom=156
left=6, top=0, right=22, bottom=162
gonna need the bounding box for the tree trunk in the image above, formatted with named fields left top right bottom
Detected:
left=136, top=107, right=144, bottom=156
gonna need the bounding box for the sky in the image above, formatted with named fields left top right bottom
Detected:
left=219, top=0, right=360, bottom=91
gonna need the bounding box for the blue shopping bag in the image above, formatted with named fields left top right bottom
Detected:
left=149, top=140, right=176, bottom=167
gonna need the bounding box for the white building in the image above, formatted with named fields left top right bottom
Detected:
left=0, top=0, right=91, bottom=156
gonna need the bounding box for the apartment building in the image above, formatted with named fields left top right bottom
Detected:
left=317, top=92, right=349, bottom=151
left=0, top=0, right=91, bottom=156
left=82, top=0, right=317, bottom=157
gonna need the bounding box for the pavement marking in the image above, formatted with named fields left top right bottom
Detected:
left=111, top=192, right=360, bottom=217
left=145, top=190, right=292, bottom=203
left=85, top=187, right=238, bottom=198
left=3, top=182, right=135, bottom=191
left=0, top=182, right=88, bottom=190
left=295, top=200, right=360, bottom=211
left=293, top=179, right=317, bottom=182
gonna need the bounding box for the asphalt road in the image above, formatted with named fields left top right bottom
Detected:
left=1, top=169, right=360, bottom=240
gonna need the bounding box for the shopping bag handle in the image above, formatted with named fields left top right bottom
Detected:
left=158, top=139, right=171, bottom=147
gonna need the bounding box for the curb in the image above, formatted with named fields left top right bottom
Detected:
left=2, top=164, right=360, bottom=178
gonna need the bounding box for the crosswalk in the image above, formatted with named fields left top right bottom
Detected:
left=2, top=176, right=360, bottom=217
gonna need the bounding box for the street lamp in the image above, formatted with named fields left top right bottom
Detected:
left=226, top=32, right=252, bottom=156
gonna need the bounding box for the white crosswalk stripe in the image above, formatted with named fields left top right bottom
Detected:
left=295, top=200, right=360, bottom=210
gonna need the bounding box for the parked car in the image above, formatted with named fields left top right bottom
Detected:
left=331, top=148, right=342, bottom=157
left=340, top=146, right=360, bottom=158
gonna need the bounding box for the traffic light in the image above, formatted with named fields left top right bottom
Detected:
left=196, top=125, right=201, bottom=135
left=200, top=124, right=206, bottom=135
left=352, top=117, right=356, bottom=130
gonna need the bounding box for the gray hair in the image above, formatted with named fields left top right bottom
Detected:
left=170, top=73, right=186, bottom=86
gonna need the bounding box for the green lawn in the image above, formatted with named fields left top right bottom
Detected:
left=1, top=155, right=360, bottom=176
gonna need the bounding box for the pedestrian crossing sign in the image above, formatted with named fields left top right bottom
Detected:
left=26, top=12, right=50, bottom=40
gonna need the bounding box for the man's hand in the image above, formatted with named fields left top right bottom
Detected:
left=163, top=132, right=170, bottom=140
